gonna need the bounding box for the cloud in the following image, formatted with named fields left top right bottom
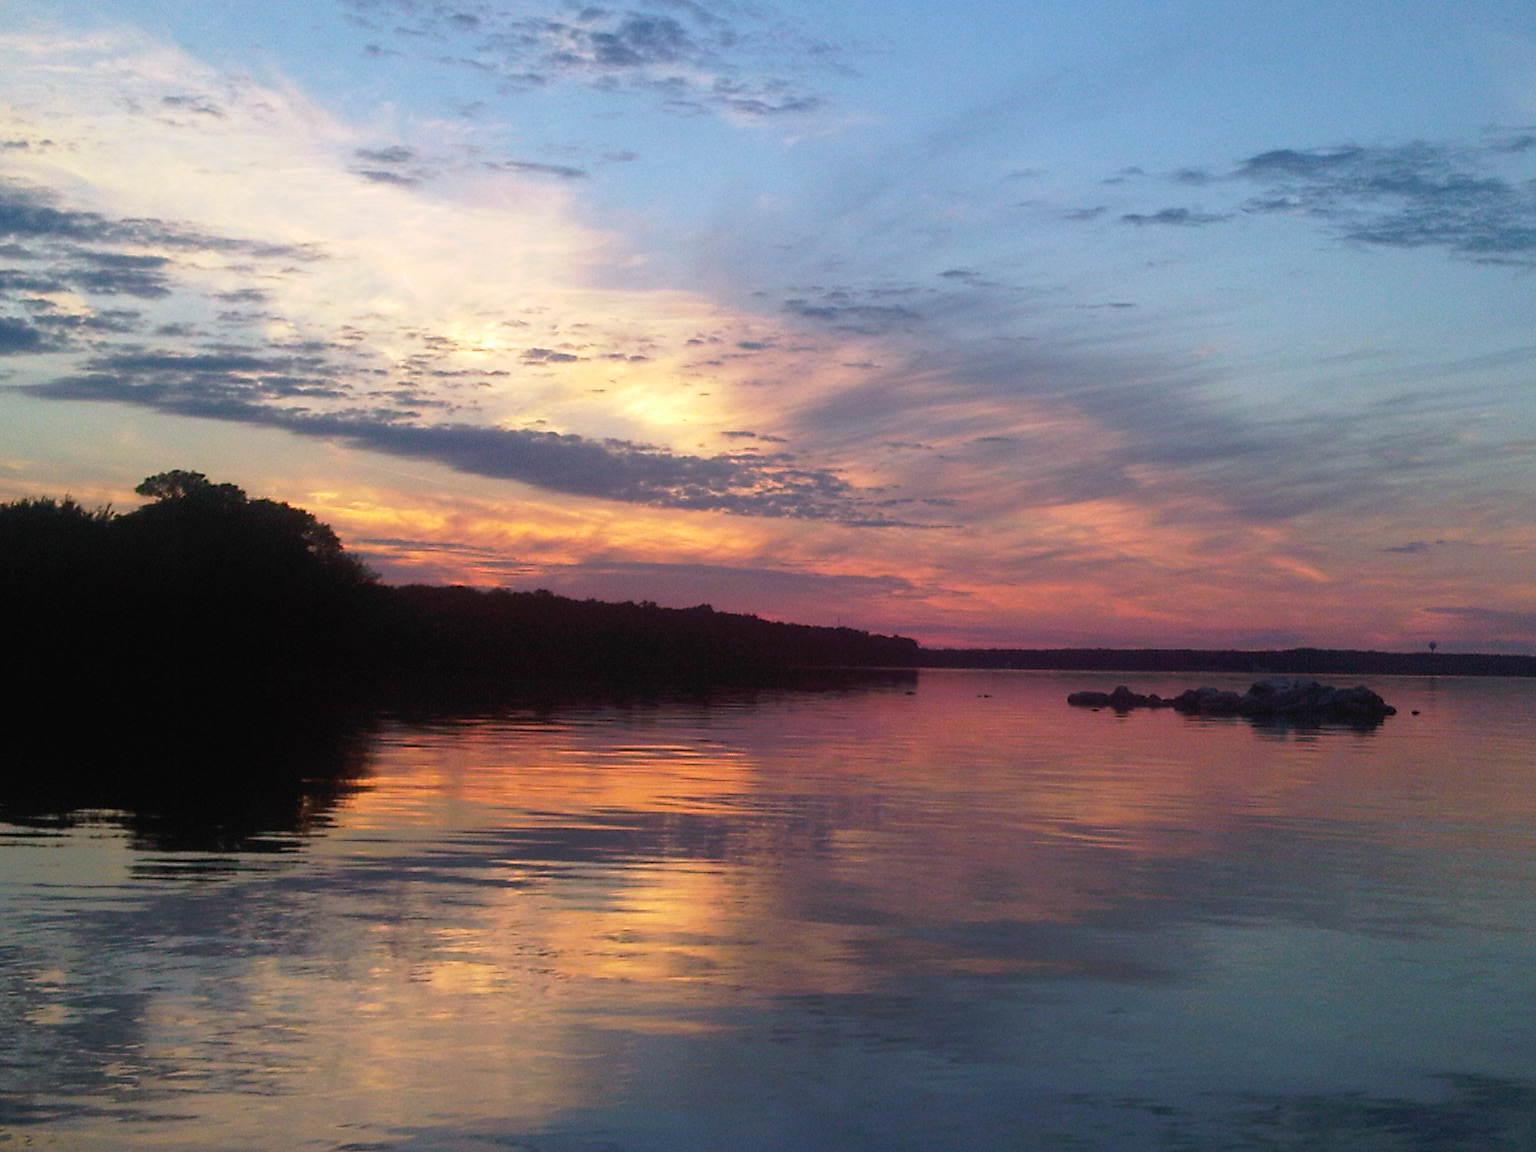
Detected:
left=1170, top=166, right=1215, bottom=186
left=521, top=346, right=582, bottom=364
left=20, top=363, right=907, bottom=523
left=1234, top=139, right=1536, bottom=264
left=353, top=145, right=415, bottom=165
left=1, top=172, right=334, bottom=336
left=783, top=291, right=922, bottom=335
left=791, top=322, right=1481, bottom=534
left=1120, top=207, right=1231, bottom=227
left=67, top=251, right=175, bottom=298
left=355, top=167, right=420, bottom=187
left=92, top=350, right=332, bottom=377
left=342, top=0, right=835, bottom=121
left=1105, top=133, right=1536, bottom=265
left=27, top=306, right=142, bottom=336
left=214, top=288, right=267, bottom=305
left=0, top=180, right=324, bottom=261
left=563, top=13, right=694, bottom=68
left=160, top=94, right=224, bottom=118
left=695, top=78, right=821, bottom=118
left=1489, top=130, right=1536, bottom=155
left=351, top=144, right=431, bottom=185
left=1236, top=147, right=1364, bottom=180
left=485, top=159, right=589, bottom=181
left=0, top=317, right=49, bottom=354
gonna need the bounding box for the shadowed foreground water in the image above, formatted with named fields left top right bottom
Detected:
left=3, top=671, right=1535, bottom=1150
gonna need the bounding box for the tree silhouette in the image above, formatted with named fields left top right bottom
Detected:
left=6, top=470, right=919, bottom=717
left=0, top=496, right=111, bottom=560
left=135, top=469, right=244, bottom=505
left=128, top=470, right=373, bottom=589
left=0, top=496, right=114, bottom=605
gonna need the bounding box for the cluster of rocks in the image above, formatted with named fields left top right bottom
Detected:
left=1067, top=679, right=1396, bottom=723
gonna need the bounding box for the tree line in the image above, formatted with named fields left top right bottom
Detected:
left=2, top=471, right=920, bottom=709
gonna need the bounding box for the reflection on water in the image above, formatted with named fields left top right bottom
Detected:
left=2, top=672, right=1534, bottom=1150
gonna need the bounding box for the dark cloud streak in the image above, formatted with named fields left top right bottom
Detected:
left=1120, top=207, right=1231, bottom=227
left=484, top=159, right=589, bottom=180
left=20, top=359, right=909, bottom=523
left=0, top=180, right=323, bottom=261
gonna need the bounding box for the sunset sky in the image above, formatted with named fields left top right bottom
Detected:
left=2, top=1, right=1534, bottom=650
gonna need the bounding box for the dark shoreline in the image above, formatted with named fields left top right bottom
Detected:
left=6, top=476, right=1533, bottom=701
left=916, top=647, right=1536, bottom=677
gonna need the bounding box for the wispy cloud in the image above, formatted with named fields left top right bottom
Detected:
left=1234, top=139, right=1536, bottom=264
left=783, top=289, right=922, bottom=335
left=0, top=180, right=323, bottom=261
left=160, top=93, right=224, bottom=118
left=350, top=143, right=431, bottom=185
left=342, top=0, right=837, bottom=120
left=484, top=159, right=589, bottom=181
left=1120, top=207, right=1231, bottom=227
left=1089, top=133, right=1536, bottom=264
left=0, top=177, right=328, bottom=349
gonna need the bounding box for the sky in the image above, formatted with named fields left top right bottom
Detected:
left=2, top=1, right=1534, bottom=651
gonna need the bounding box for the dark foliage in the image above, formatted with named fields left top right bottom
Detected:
left=4, top=472, right=376, bottom=701
left=2, top=473, right=919, bottom=714
left=373, top=585, right=920, bottom=682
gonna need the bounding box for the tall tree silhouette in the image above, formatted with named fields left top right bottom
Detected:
left=127, top=470, right=373, bottom=590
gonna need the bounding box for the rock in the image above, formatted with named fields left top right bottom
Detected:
left=1069, top=678, right=1395, bottom=723
left=1235, top=679, right=1395, bottom=721
left=1172, top=687, right=1244, bottom=714
left=1068, top=686, right=1175, bottom=710
left=1108, top=685, right=1146, bottom=709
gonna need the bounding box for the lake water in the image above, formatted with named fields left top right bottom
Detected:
left=3, top=671, right=1535, bottom=1150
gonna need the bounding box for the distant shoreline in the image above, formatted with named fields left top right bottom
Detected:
left=914, top=647, right=1536, bottom=677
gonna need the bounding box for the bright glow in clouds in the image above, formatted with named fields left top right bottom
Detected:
left=2, top=5, right=1536, bottom=650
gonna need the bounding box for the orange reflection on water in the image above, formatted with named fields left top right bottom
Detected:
left=320, top=674, right=1535, bottom=1004
left=5, top=673, right=1534, bottom=1149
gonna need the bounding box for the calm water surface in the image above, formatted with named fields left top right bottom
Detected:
left=3, top=672, right=1535, bottom=1150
